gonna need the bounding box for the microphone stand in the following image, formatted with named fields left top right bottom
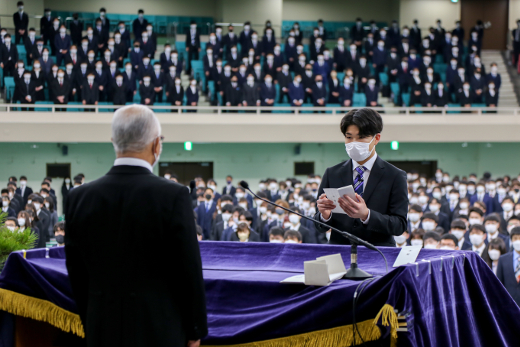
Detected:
left=240, top=182, right=387, bottom=280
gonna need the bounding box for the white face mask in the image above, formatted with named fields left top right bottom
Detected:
left=485, top=224, right=498, bottom=234
left=410, top=239, right=423, bottom=247
left=422, top=221, right=435, bottom=231
left=513, top=240, right=520, bottom=252
left=469, top=234, right=484, bottom=246
left=424, top=244, right=438, bottom=249
left=285, top=239, right=298, bottom=244
left=394, top=235, right=406, bottom=244
left=345, top=136, right=376, bottom=162
left=488, top=249, right=501, bottom=261
left=408, top=213, right=420, bottom=222
left=451, top=230, right=464, bottom=240
left=17, top=218, right=26, bottom=226
left=289, top=214, right=299, bottom=225
left=469, top=218, right=481, bottom=226
left=33, top=203, right=41, bottom=210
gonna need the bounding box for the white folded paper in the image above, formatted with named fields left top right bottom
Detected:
left=323, top=185, right=356, bottom=214
left=281, top=253, right=347, bottom=286
left=392, top=245, right=422, bottom=267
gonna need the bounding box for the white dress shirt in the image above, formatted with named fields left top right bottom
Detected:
left=114, top=157, right=153, bottom=173
left=322, top=153, right=378, bottom=224
left=472, top=243, right=486, bottom=257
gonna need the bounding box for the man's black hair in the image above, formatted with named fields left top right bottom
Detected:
left=340, top=108, right=383, bottom=137
left=441, top=233, right=458, bottom=245
left=269, top=226, right=285, bottom=238
left=423, top=231, right=441, bottom=242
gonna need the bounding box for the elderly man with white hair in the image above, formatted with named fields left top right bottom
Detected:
left=64, top=105, right=208, bottom=347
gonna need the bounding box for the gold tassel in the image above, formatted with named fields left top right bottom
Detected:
left=0, top=288, right=85, bottom=338
left=204, top=304, right=398, bottom=347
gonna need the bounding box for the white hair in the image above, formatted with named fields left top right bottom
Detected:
left=112, top=105, right=161, bottom=154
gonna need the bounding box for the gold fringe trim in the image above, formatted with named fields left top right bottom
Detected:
left=0, top=288, right=85, bottom=338
left=0, top=288, right=397, bottom=346
left=204, top=304, right=398, bottom=347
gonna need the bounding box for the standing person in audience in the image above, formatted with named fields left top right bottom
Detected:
left=470, top=68, right=485, bottom=103
left=140, top=76, right=155, bottom=106
left=328, top=70, right=340, bottom=104
left=239, top=22, right=253, bottom=55
left=458, top=82, right=473, bottom=108
left=242, top=74, right=260, bottom=108
left=1, top=34, right=18, bottom=77
left=17, top=71, right=35, bottom=107
left=167, top=77, right=184, bottom=107
left=449, top=219, right=472, bottom=250
left=38, top=48, right=53, bottom=77
left=409, top=68, right=423, bottom=106
left=186, top=78, right=199, bottom=111
left=55, top=25, right=71, bottom=66
left=288, top=75, right=304, bottom=108
left=223, top=24, right=239, bottom=59
left=13, top=1, right=28, bottom=44
left=82, top=73, right=99, bottom=108
left=365, top=77, right=380, bottom=107
left=311, top=74, right=327, bottom=110
left=40, top=8, right=54, bottom=46
left=421, top=82, right=435, bottom=108
left=225, top=76, right=242, bottom=109
left=485, top=238, right=507, bottom=274
left=51, top=69, right=70, bottom=109
left=340, top=76, right=354, bottom=107
left=469, top=224, right=488, bottom=257
left=132, top=9, right=148, bottom=41
left=111, top=74, right=127, bottom=106
left=435, top=83, right=449, bottom=107
left=145, top=24, right=157, bottom=58
left=69, top=13, right=83, bottom=46
left=195, top=188, right=217, bottom=240
left=355, top=56, right=370, bottom=93
left=185, top=21, right=201, bottom=74
left=139, top=31, right=154, bottom=59
left=486, top=82, right=498, bottom=108
left=94, top=19, right=109, bottom=55
left=151, top=62, right=165, bottom=103
left=65, top=105, right=207, bottom=345
left=486, top=63, right=501, bottom=92
left=350, top=18, right=365, bottom=48
left=497, top=227, right=520, bottom=305
left=24, top=28, right=37, bottom=65
left=260, top=74, right=275, bottom=109
left=276, top=64, right=291, bottom=103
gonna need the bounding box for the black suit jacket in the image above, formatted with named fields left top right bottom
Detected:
left=314, top=156, right=408, bottom=246
left=497, top=252, right=520, bottom=306
left=15, top=186, right=33, bottom=205
left=13, top=11, right=29, bottom=30
left=64, top=165, right=207, bottom=346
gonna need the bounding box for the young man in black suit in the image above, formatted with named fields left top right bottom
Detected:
left=497, top=227, right=520, bottom=306
left=13, top=1, right=28, bottom=44
left=65, top=105, right=207, bottom=346
left=185, top=21, right=200, bottom=74
left=315, top=108, right=408, bottom=246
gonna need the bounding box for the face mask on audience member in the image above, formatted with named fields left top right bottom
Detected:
left=411, top=239, right=423, bottom=247
left=422, top=221, right=435, bottom=232
left=359, top=58, right=366, bottom=67
left=265, top=77, right=272, bottom=84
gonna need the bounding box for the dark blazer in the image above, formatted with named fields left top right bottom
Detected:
left=82, top=81, right=100, bottom=104
left=194, top=200, right=217, bottom=239
left=111, top=82, right=127, bottom=105
left=139, top=83, right=155, bottom=105
left=242, top=83, right=260, bottom=106
left=229, top=229, right=261, bottom=242
left=15, top=186, right=33, bottom=205
left=497, top=252, right=520, bottom=306
left=69, top=20, right=84, bottom=45
left=314, top=156, right=408, bottom=246
left=260, top=83, right=276, bottom=106
left=13, top=11, right=29, bottom=31
left=167, top=85, right=184, bottom=105
left=54, top=34, right=71, bottom=53
left=50, top=79, right=70, bottom=104
left=284, top=225, right=317, bottom=244
left=65, top=165, right=207, bottom=346
left=186, top=86, right=199, bottom=105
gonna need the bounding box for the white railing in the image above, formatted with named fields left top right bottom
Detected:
left=1, top=104, right=519, bottom=115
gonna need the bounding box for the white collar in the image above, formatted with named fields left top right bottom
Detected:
left=114, top=157, right=153, bottom=173
left=352, top=153, right=378, bottom=172
left=473, top=243, right=486, bottom=255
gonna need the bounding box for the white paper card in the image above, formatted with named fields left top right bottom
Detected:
left=281, top=254, right=347, bottom=286
left=316, top=253, right=347, bottom=274
left=324, top=185, right=356, bottom=214
left=393, top=246, right=422, bottom=267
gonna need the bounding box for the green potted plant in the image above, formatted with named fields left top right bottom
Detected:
left=0, top=213, right=38, bottom=272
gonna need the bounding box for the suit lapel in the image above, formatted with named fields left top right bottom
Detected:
left=341, top=160, right=353, bottom=188
left=362, top=156, right=385, bottom=203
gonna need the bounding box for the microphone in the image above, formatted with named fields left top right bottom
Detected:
left=189, top=180, right=196, bottom=192
left=239, top=181, right=388, bottom=279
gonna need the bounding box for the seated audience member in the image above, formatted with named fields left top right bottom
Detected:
left=423, top=231, right=441, bottom=249
left=439, top=234, right=459, bottom=250
left=340, top=76, right=354, bottom=107
left=311, top=74, right=327, bottom=108
left=284, top=230, right=302, bottom=244
left=458, top=82, right=473, bottom=107
left=486, top=82, right=498, bottom=107
left=435, top=83, right=449, bottom=107
left=394, top=230, right=409, bottom=248
left=233, top=222, right=260, bottom=242
left=484, top=238, right=506, bottom=274
left=54, top=221, right=65, bottom=246
left=421, top=212, right=438, bottom=233
left=82, top=73, right=99, bottom=107
left=469, top=224, right=488, bottom=257
left=186, top=78, right=199, bottom=110
left=167, top=77, right=184, bottom=107
left=111, top=74, right=127, bottom=105
left=284, top=210, right=316, bottom=243
left=269, top=226, right=285, bottom=243
left=497, top=227, right=520, bottom=305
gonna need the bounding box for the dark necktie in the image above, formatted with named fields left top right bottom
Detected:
left=354, top=166, right=367, bottom=196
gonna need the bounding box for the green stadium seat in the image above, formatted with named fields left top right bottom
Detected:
left=4, top=77, right=15, bottom=101
left=153, top=102, right=171, bottom=113
left=353, top=93, right=366, bottom=107
left=401, top=93, right=410, bottom=106
left=379, top=72, right=389, bottom=86
left=67, top=102, right=82, bottom=112
left=34, top=101, right=53, bottom=112
left=274, top=103, right=292, bottom=113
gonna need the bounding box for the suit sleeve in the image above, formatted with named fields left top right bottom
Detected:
left=313, top=168, right=330, bottom=233
left=169, top=186, right=208, bottom=340
left=496, top=257, right=505, bottom=285
left=365, top=169, right=408, bottom=236
left=64, top=191, right=90, bottom=325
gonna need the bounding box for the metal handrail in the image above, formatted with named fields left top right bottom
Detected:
left=1, top=104, right=518, bottom=115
